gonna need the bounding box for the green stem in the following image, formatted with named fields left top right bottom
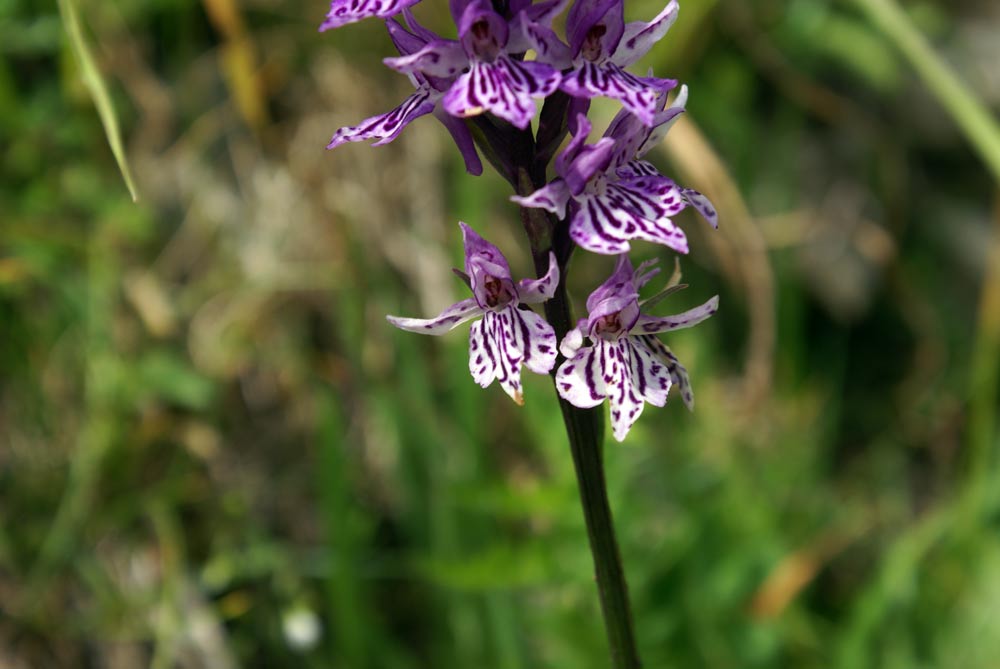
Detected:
left=519, top=198, right=642, bottom=668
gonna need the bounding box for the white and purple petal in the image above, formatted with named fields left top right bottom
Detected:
left=638, top=335, right=695, bottom=409
left=636, top=84, right=688, bottom=158
left=605, top=340, right=644, bottom=442
left=556, top=340, right=614, bottom=409
left=387, top=297, right=484, bottom=335
left=469, top=306, right=556, bottom=404
left=511, top=180, right=571, bottom=218
left=560, top=62, right=676, bottom=126
left=630, top=295, right=719, bottom=335
left=319, top=0, right=423, bottom=31
left=606, top=98, right=683, bottom=169
left=461, top=222, right=511, bottom=279
left=585, top=253, right=638, bottom=315
left=327, top=89, right=436, bottom=149
left=626, top=337, right=673, bottom=408
left=384, top=40, right=467, bottom=79
left=514, top=307, right=558, bottom=374
left=610, top=0, right=680, bottom=68
left=442, top=56, right=560, bottom=129
left=517, top=252, right=560, bottom=304
left=616, top=159, right=660, bottom=178
left=569, top=181, right=690, bottom=255
left=632, top=258, right=662, bottom=290
left=460, top=222, right=519, bottom=308
left=680, top=187, right=719, bottom=228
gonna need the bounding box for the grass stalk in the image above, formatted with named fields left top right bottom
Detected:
left=850, top=0, right=1000, bottom=183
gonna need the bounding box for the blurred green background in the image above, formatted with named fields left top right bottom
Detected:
left=2, top=0, right=1000, bottom=667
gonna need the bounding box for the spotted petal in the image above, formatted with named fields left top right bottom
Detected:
left=569, top=180, right=689, bottom=255
left=518, top=252, right=560, bottom=304
left=556, top=340, right=613, bottom=409
left=611, top=0, right=680, bottom=68
left=508, top=13, right=572, bottom=68
left=606, top=340, right=644, bottom=441
left=640, top=86, right=687, bottom=156
left=616, top=159, right=660, bottom=178
left=327, top=89, right=436, bottom=149
left=387, top=297, right=484, bottom=334
left=469, top=307, right=556, bottom=404
left=511, top=180, right=571, bottom=218
left=638, top=334, right=695, bottom=409
left=630, top=295, right=719, bottom=335
left=560, top=62, right=676, bottom=126
left=515, top=308, right=558, bottom=374
left=384, top=40, right=467, bottom=79
left=626, top=337, right=673, bottom=408
left=681, top=187, right=719, bottom=228
left=443, top=56, right=561, bottom=128
left=320, top=0, right=423, bottom=31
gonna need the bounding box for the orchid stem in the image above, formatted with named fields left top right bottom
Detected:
left=520, top=199, right=642, bottom=668
left=549, top=284, right=642, bottom=669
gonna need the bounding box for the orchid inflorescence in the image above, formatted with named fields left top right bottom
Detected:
left=324, top=0, right=719, bottom=441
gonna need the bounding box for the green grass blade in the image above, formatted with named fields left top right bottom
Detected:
left=850, top=0, right=1000, bottom=183
left=57, top=0, right=139, bottom=202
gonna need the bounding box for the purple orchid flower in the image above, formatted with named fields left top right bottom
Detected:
left=319, top=0, right=423, bottom=32
left=383, top=0, right=562, bottom=129
left=326, top=17, right=483, bottom=175
left=556, top=255, right=717, bottom=441
left=511, top=98, right=713, bottom=254
left=549, top=0, right=680, bottom=126
left=603, top=84, right=718, bottom=227
left=387, top=222, right=559, bottom=405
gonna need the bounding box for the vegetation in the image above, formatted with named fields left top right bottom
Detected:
left=1, top=0, right=998, bottom=666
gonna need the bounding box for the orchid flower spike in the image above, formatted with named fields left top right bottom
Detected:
left=556, top=255, right=717, bottom=441
left=387, top=222, right=560, bottom=405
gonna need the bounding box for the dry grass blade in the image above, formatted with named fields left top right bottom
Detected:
left=57, top=0, right=139, bottom=202
left=202, top=0, right=268, bottom=130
